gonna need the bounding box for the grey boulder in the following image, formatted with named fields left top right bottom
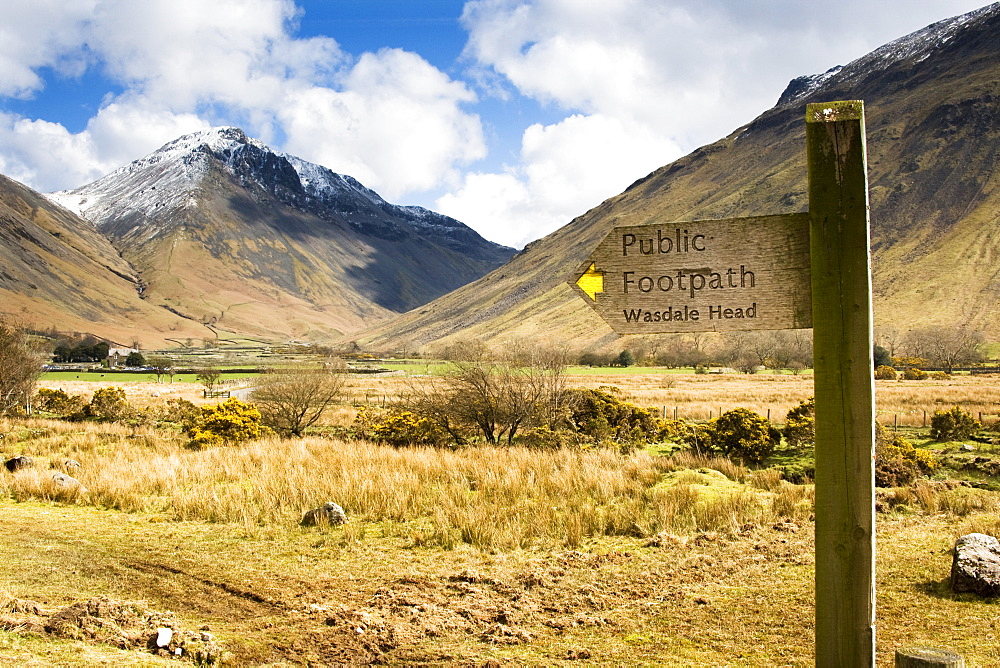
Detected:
left=952, top=533, right=1000, bottom=596
left=5, top=455, right=34, bottom=472
left=301, top=502, right=348, bottom=527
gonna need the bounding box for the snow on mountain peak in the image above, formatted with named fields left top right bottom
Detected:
left=779, top=3, right=999, bottom=106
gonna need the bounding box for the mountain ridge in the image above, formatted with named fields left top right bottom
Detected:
left=38, top=127, right=514, bottom=343
left=356, top=3, right=1000, bottom=353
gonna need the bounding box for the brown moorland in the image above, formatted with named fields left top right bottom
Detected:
left=1, top=372, right=999, bottom=665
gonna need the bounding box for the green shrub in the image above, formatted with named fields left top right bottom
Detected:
left=124, top=351, right=145, bottom=367
left=83, top=386, right=132, bottom=422
left=902, top=368, right=927, bottom=380
left=566, top=387, right=665, bottom=445
left=677, top=421, right=715, bottom=453
left=875, top=422, right=936, bottom=487
left=930, top=406, right=980, bottom=442
left=153, top=398, right=200, bottom=425
left=34, top=387, right=86, bottom=417
left=613, top=350, right=636, bottom=367
left=874, top=365, right=897, bottom=380
left=708, top=408, right=779, bottom=465
left=184, top=398, right=263, bottom=448
left=354, top=407, right=450, bottom=447
left=782, top=397, right=815, bottom=448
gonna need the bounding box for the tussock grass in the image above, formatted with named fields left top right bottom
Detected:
left=2, top=417, right=817, bottom=550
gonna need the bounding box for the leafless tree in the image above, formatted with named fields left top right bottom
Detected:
left=716, top=332, right=760, bottom=373
left=654, top=333, right=709, bottom=368
left=874, top=325, right=903, bottom=358
left=404, top=344, right=574, bottom=445
left=251, top=362, right=346, bottom=436
left=197, top=368, right=222, bottom=394
left=147, top=356, right=174, bottom=383
left=0, top=320, right=45, bottom=416
left=903, top=326, right=986, bottom=373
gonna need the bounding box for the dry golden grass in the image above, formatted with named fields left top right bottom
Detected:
left=2, top=491, right=998, bottom=665
left=39, top=369, right=999, bottom=429
left=0, top=418, right=816, bottom=550
left=326, top=371, right=1000, bottom=428
left=2, top=372, right=997, bottom=664
left=3, top=404, right=1000, bottom=665
left=37, top=379, right=213, bottom=408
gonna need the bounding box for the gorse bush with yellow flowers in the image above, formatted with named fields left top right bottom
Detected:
left=184, top=397, right=264, bottom=448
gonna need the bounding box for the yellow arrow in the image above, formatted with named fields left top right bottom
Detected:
left=576, top=262, right=604, bottom=301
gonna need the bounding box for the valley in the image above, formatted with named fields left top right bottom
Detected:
left=3, top=369, right=1000, bottom=665
left=2, top=4, right=1000, bottom=667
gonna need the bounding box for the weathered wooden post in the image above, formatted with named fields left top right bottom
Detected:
left=895, top=647, right=965, bottom=667
left=807, top=100, right=876, bottom=666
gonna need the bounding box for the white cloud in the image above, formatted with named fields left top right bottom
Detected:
left=0, top=0, right=991, bottom=250
left=0, top=114, right=104, bottom=190
left=0, top=107, right=209, bottom=193
left=0, top=0, right=484, bottom=200
left=280, top=49, right=485, bottom=199
left=447, top=0, right=989, bottom=246
left=438, top=113, right=680, bottom=248
left=0, top=0, right=96, bottom=98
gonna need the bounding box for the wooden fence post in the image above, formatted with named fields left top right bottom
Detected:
left=807, top=100, right=876, bottom=667
left=895, top=647, right=965, bottom=667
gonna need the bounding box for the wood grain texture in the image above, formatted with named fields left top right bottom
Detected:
left=569, top=213, right=811, bottom=334
left=807, top=99, right=877, bottom=667
left=895, top=647, right=965, bottom=668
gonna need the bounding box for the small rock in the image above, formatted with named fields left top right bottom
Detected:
left=155, top=627, right=173, bottom=647
left=5, top=455, right=34, bottom=473
left=61, top=459, right=82, bottom=472
left=300, top=502, right=348, bottom=527
left=952, top=533, right=1000, bottom=596
left=960, top=443, right=975, bottom=452
left=51, top=473, right=87, bottom=494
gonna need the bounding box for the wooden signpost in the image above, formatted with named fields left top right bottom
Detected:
left=570, top=100, right=877, bottom=666
left=570, top=213, right=813, bottom=333
left=807, top=101, right=876, bottom=667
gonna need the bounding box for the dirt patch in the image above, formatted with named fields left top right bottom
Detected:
left=1, top=591, right=224, bottom=663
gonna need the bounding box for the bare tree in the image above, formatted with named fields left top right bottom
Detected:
left=402, top=375, right=471, bottom=444
left=654, top=333, right=709, bottom=368
left=197, top=368, right=222, bottom=394
left=0, top=320, right=44, bottom=416
left=406, top=344, right=573, bottom=445
left=717, top=332, right=760, bottom=374
left=904, top=326, right=986, bottom=373
left=874, top=325, right=903, bottom=358
left=147, top=356, right=174, bottom=383
left=251, top=362, right=346, bottom=437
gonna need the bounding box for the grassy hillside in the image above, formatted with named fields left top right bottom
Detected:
left=0, top=174, right=207, bottom=347
left=357, top=7, right=1000, bottom=353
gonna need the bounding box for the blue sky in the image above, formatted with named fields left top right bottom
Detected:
left=0, top=0, right=990, bottom=248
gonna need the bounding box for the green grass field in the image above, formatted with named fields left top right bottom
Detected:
left=41, top=371, right=257, bottom=384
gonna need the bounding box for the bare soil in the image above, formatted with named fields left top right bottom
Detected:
left=2, top=499, right=997, bottom=666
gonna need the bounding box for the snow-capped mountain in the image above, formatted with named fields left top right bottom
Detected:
left=46, top=128, right=515, bottom=341
left=777, top=3, right=999, bottom=106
